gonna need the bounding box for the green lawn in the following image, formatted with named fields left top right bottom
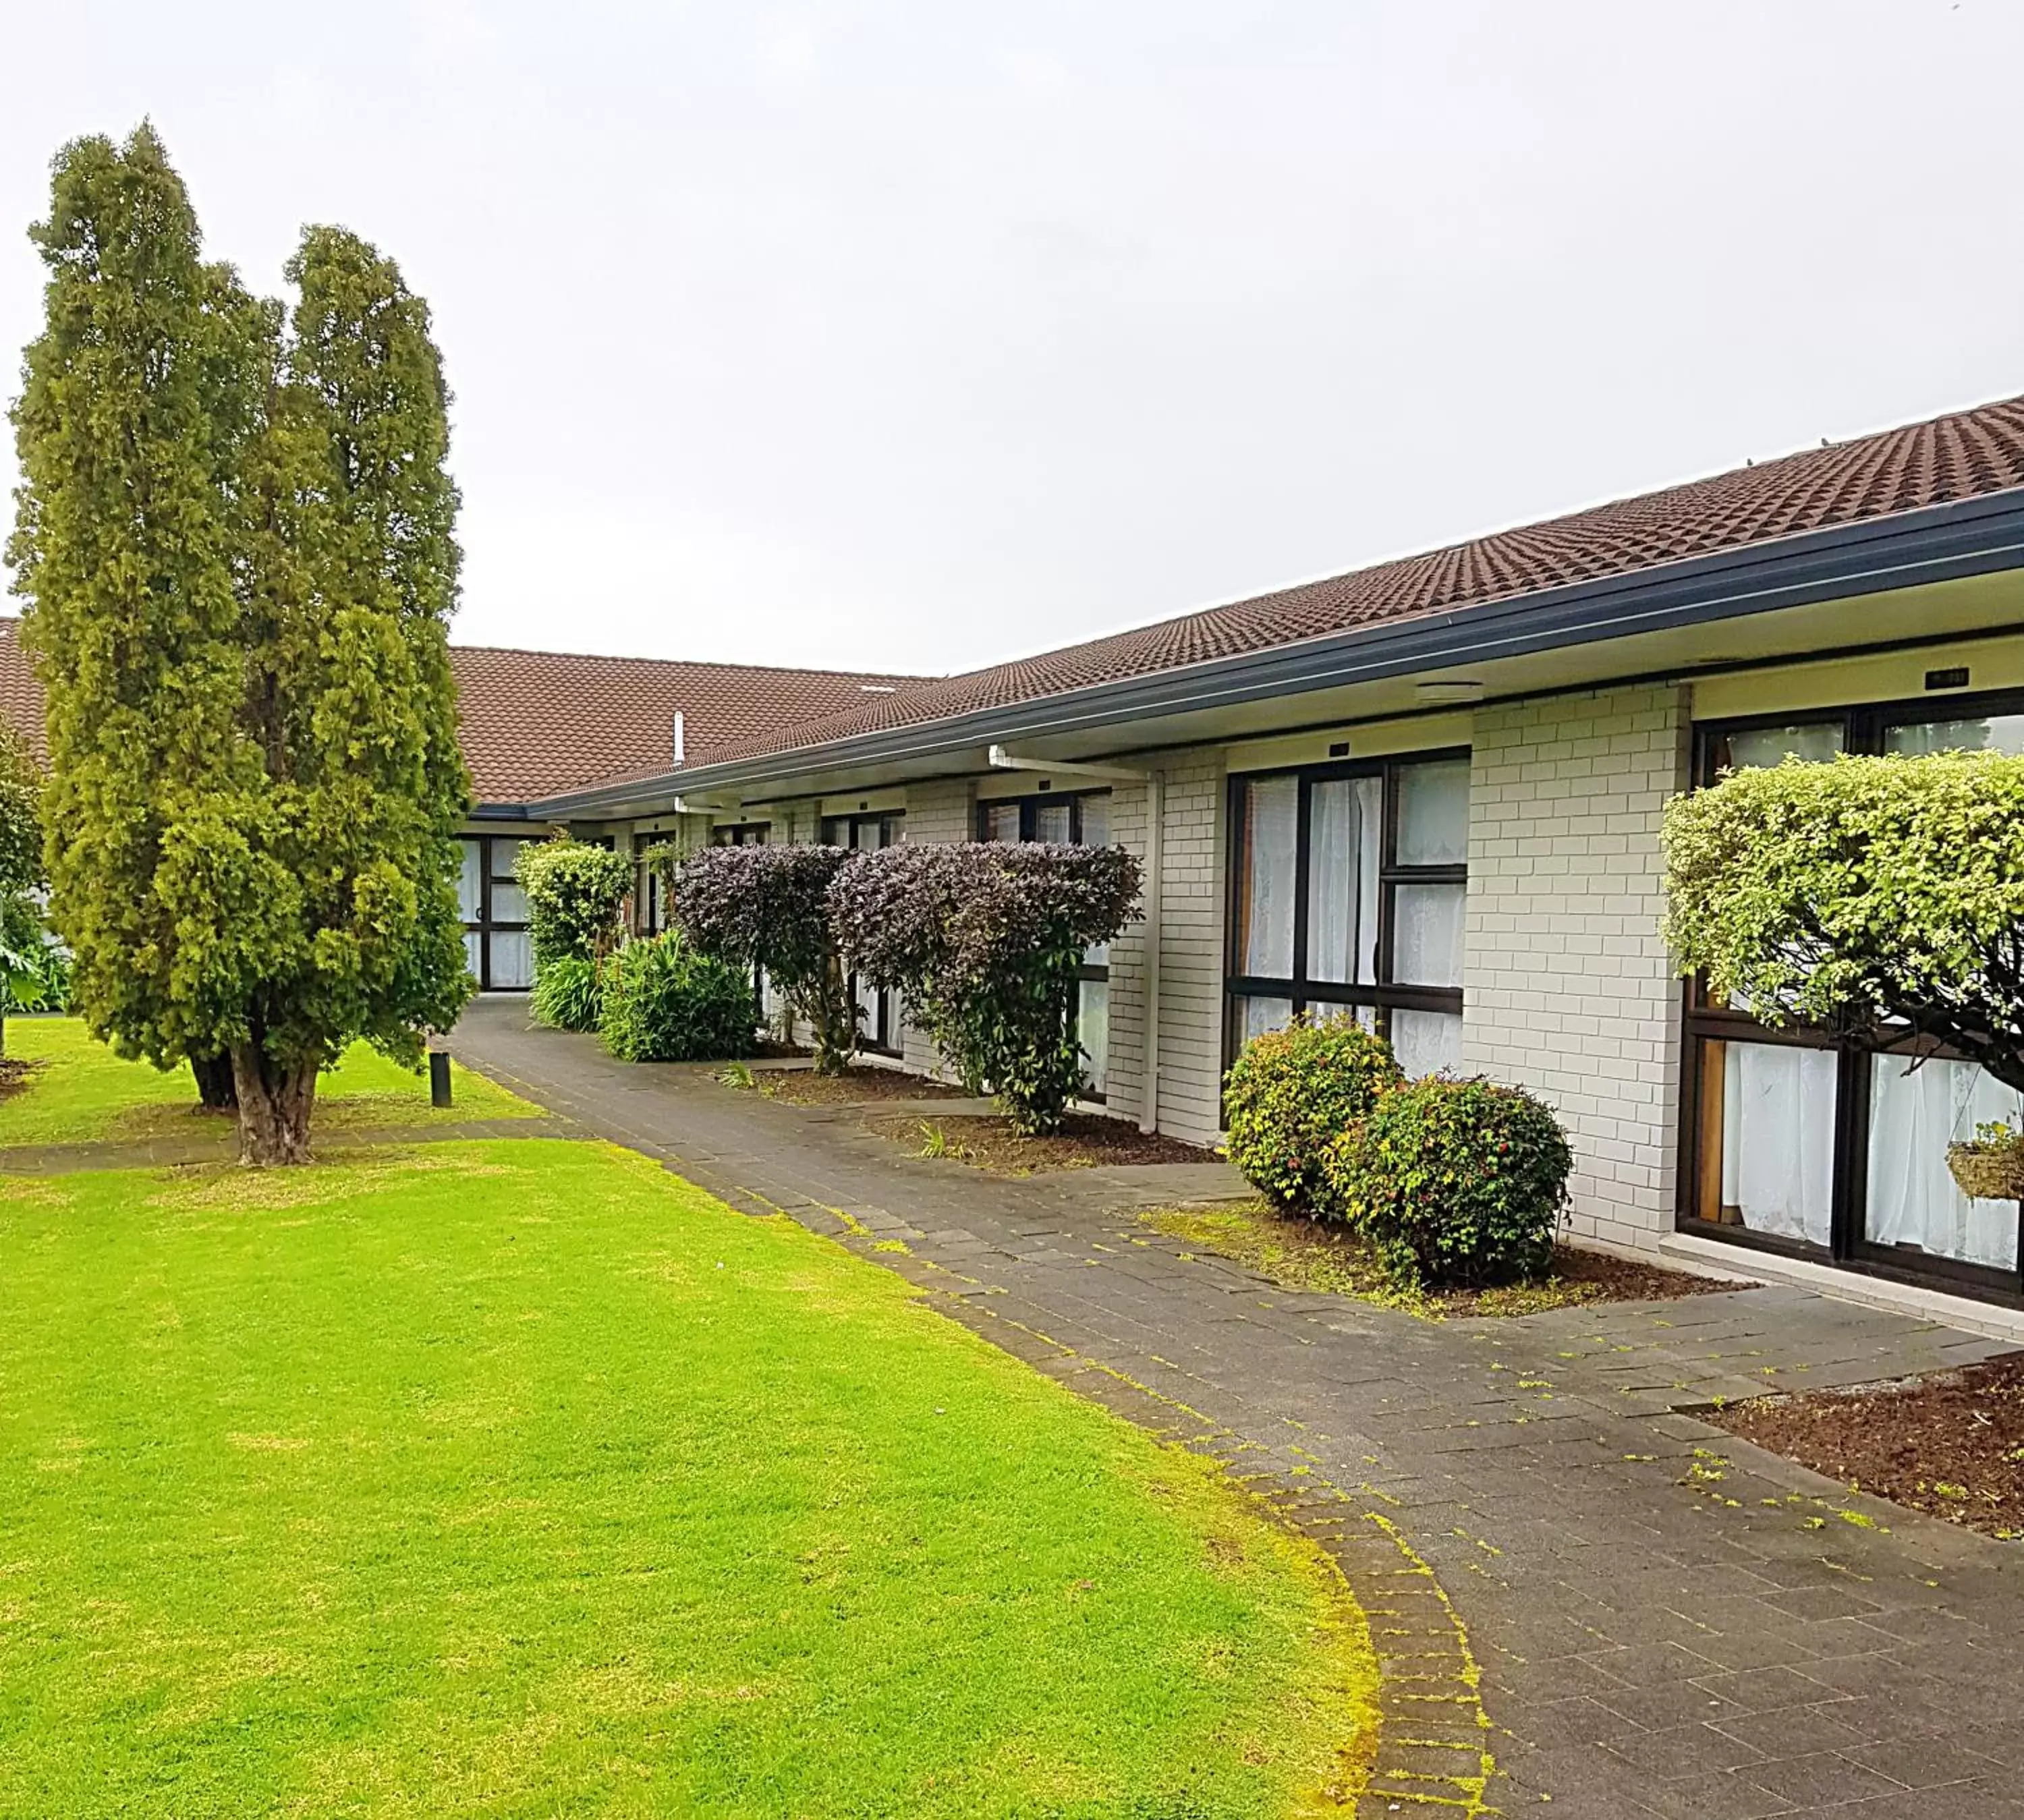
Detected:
left=0, top=1136, right=1376, bottom=1816
left=0, top=1016, right=538, bottom=1147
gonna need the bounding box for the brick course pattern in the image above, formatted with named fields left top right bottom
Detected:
left=1461, top=685, right=1691, bottom=1253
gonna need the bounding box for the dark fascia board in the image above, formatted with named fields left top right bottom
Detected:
left=533, top=486, right=2024, bottom=818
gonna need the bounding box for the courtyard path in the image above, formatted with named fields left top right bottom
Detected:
left=450, top=998, right=2024, bottom=1819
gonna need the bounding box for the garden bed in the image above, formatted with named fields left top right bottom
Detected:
left=1142, top=1198, right=1745, bottom=1319
left=737, top=1064, right=969, bottom=1106
left=1708, top=1354, right=2024, bottom=1541
left=865, top=1111, right=1212, bottom=1174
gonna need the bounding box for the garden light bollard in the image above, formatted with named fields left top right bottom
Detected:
left=430, top=1049, right=452, bottom=1109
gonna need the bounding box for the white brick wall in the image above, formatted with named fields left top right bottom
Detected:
left=1136, top=756, right=1228, bottom=1147
left=1461, top=685, right=1690, bottom=1253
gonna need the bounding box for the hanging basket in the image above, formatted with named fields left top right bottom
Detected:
left=1946, top=1135, right=2024, bottom=1201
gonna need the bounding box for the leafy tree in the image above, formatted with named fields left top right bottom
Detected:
left=1663, top=751, right=2024, bottom=1093
left=8, top=125, right=471, bottom=1163
left=828, top=841, right=1140, bottom=1133
left=671, top=844, right=858, bottom=1073
left=515, top=839, right=633, bottom=968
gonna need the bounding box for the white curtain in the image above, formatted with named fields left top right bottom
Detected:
left=1393, top=882, right=1466, bottom=988
left=1077, top=977, right=1109, bottom=1094
left=1720, top=1042, right=1836, bottom=1244
left=1867, top=1056, right=2021, bottom=1270
left=1391, top=1008, right=1462, bottom=1079
left=1307, top=777, right=1379, bottom=984
left=457, top=840, right=481, bottom=921
left=1396, top=758, right=1470, bottom=864
left=488, top=929, right=534, bottom=990
left=1240, top=778, right=1297, bottom=977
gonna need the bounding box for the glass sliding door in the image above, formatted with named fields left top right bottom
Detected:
left=1225, top=751, right=1469, bottom=1075
left=457, top=832, right=534, bottom=991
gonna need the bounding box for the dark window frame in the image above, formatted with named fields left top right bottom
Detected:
left=1679, top=688, right=2024, bottom=1305
left=711, top=821, right=770, bottom=847
left=462, top=832, right=533, bottom=992
left=1221, top=749, right=1469, bottom=1073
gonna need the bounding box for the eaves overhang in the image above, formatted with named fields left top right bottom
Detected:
left=532, top=485, right=2024, bottom=820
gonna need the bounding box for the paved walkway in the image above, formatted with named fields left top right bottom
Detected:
left=449, top=999, right=2024, bottom=1819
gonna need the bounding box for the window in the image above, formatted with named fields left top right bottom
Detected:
left=1225, top=753, right=1468, bottom=1075
left=822, top=811, right=905, bottom=1054
left=712, top=822, right=769, bottom=847
left=458, top=833, right=534, bottom=990
left=975, top=789, right=1113, bottom=1096
left=1683, top=691, right=2024, bottom=1301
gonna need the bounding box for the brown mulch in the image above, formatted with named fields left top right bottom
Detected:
left=746, top=1067, right=971, bottom=1107
left=1142, top=1198, right=1746, bottom=1319
left=0, top=1058, right=40, bottom=1104
left=864, top=1112, right=1212, bottom=1175
left=1708, top=1353, right=2024, bottom=1540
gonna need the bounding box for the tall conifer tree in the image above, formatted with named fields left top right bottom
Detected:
left=8, top=125, right=472, bottom=1162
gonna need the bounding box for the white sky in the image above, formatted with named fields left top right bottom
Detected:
left=3, top=1, right=2019, bottom=676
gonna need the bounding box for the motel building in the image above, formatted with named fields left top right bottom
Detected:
left=7, top=391, right=2024, bottom=1328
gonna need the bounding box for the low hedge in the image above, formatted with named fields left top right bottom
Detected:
left=1324, top=1076, right=1571, bottom=1288
left=1222, top=1017, right=1403, bottom=1209
left=530, top=955, right=603, bottom=1032
left=599, top=934, right=755, bottom=1063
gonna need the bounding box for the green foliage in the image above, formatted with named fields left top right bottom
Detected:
left=1222, top=1015, right=1404, bottom=1210
left=830, top=843, right=1140, bottom=1134
left=516, top=840, right=634, bottom=969
left=1663, top=752, right=2024, bottom=1093
left=7, top=127, right=471, bottom=1158
left=598, top=934, right=754, bottom=1062
left=1324, top=1077, right=1571, bottom=1288
left=529, top=954, right=604, bottom=1032
left=671, top=844, right=858, bottom=1073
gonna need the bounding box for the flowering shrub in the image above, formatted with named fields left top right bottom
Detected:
left=530, top=955, right=603, bottom=1031
left=1222, top=1016, right=1402, bottom=1210
left=515, top=840, right=634, bottom=969
left=1323, top=1077, right=1571, bottom=1288
left=671, top=844, right=858, bottom=1073
left=828, top=841, right=1140, bottom=1133
left=598, top=932, right=754, bottom=1063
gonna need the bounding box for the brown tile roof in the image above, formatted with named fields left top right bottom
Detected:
left=0, top=621, right=924, bottom=803
left=688, top=391, right=2024, bottom=768
left=446, top=647, right=924, bottom=801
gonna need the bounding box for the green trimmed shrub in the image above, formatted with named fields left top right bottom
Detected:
left=1221, top=1016, right=1403, bottom=1210
left=530, top=955, right=603, bottom=1032
left=599, top=934, right=754, bottom=1063
left=516, top=840, right=634, bottom=969
left=1663, top=750, right=2024, bottom=1094
left=1324, top=1077, right=1571, bottom=1288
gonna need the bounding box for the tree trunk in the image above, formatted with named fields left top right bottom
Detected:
left=230, top=1044, right=316, bottom=1165
left=192, top=1050, right=239, bottom=1110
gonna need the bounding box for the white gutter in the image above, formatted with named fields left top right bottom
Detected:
left=988, top=746, right=1164, bottom=1135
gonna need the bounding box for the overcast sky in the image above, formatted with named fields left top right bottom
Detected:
left=3, top=1, right=2019, bottom=677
